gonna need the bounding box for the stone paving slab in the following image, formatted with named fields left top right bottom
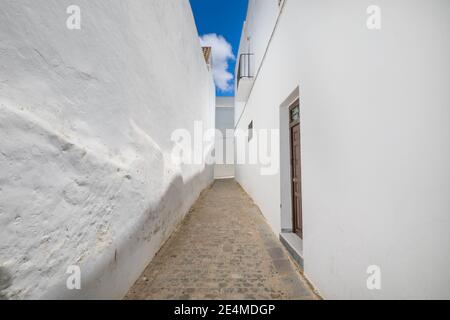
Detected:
left=125, top=179, right=317, bottom=300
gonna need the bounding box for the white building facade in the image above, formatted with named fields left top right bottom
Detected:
left=234, top=0, right=450, bottom=299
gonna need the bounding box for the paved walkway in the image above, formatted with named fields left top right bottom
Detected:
left=125, top=179, right=316, bottom=300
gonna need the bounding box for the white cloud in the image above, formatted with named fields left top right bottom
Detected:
left=199, top=33, right=235, bottom=93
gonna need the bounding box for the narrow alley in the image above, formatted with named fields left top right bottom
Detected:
left=125, top=179, right=316, bottom=300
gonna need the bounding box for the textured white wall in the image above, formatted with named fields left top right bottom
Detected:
left=0, top=0, right=215, bottom=299
left=235, top=0, right=450, bottom=299
left=234, top=0, right=279, bottom=121
left=245, top=0, right=279, bottom=75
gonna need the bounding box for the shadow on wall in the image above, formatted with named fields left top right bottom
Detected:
left=0, top=267, right=12, bottom=300
left=41, top=164, right=214, bottom=300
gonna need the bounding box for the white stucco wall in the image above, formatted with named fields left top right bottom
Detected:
left=235, top=0, right=450, bottom=299
left=234, top=0, right=280, bottom=121
left=0, top=0, right=215, bottom=299
left=245, top=0, right=280, bottom=76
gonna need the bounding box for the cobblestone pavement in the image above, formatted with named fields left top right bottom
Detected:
left=125, top=179, right=317, bottom=300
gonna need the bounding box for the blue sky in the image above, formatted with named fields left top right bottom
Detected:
left=190, top=0, right=249, bottom=97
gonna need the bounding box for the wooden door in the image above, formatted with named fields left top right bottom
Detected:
left=290, top=102, right=303, bottom=238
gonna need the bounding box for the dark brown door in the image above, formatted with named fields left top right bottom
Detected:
left=290, top=102, right=303, bottom=238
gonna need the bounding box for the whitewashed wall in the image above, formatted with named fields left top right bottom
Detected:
left=245, top=0, right=280, bottom=76
left=234, top=0, right=279, bottom=122
left=0, top=0, right=215, bottom=299
left=235, top=0, right=450, bottom=299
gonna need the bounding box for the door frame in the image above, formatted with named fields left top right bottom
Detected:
left=289, top=99, right=303, bottom=239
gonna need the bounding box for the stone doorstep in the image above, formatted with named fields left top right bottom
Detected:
left=279, top=232, right=304, bottom=269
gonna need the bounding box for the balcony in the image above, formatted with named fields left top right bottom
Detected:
left=236, top=53, right=254, bottom=102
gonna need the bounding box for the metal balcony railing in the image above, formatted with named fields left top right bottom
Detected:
left=237, top=53, right=254, bottom=87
